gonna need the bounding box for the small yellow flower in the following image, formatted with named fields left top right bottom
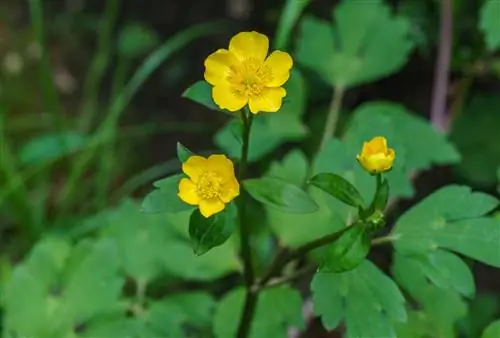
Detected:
left=178, top=154, right=240, bottom=218
left=204, top=31, right=293, bottom=114
left=357, top=136, right=396, bottom=174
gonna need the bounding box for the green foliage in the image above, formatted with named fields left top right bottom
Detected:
left=141, top=174, right=194, bottom=214
left=244, top=176, right=318, bottom=213
left=392, top=253, right=469, bottom=337
left=214, top=286, right=304, bottom=338
left=312, top=260, right=407, bottom=337
left=189, top=203, right=237, bottom=255
left=182, top=81, right=222, bottom=112
left=19, top=131, right=87, bottom=165
left=319, top=224, right=371, bottom=273
left=482, top=320, right=500, bottom=338
left=118, top=23, right=159, bottom=58
left=393, top=185, right=499, bottom=267
left=177, top=142, right=195, bottom=163
left=451, top=95, right=500, bottom=187
left=2, top=237, right=123, bottom=338
left=480, top=0, right=500, bottom=51
left=296, top=0, right=414, bottom=87
left=215, top=69, right=308, bottom=162
left=308, top=173, right=366, bottom=209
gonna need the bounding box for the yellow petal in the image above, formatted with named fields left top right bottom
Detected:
left=220, top=178, right=240, bottom=203
left=182, top=156, right=207, bottom=182
left=263, top=51, right=293, bottom=87
left=178, top=178, right=200, bottom=205
left=199, top=199, right=226, bottom=218
left=212, top=85, right=248, bottom=112
left=368, top=136, right=388, bottom=153
left=206, top=154, right=236, bottom=176
left=229, top=31, right=269, bottom=62
left=204, top=48, right=236, bottom=86
left=248, top=87, right=286, bottom=114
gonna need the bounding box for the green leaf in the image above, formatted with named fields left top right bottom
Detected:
left=393, top=185, right=500, bottom=267
left=464, top=294, right=500, bottom=338
left=266, top=150, right=346, bottom=248
left=392, top=253, right=468, bottom=337
left=147, top=292, right=215, bottom=337
left=480, top=0, right=500, bottom=51
left=176, top=142, right=194, bottom=163
left=483, top=320, right=500, bottom=338
left=141, top=174, right=194, bottom=214
left=214, top=286, right=304, bottom=338
left=118, top=23, right=159, bottom=58
left=450, top=95, right=500, bottom=187
left=182, top=81, right=221, bottom=111
left=319, top=224, right=371, bottom=273
left=312, top=260, right=406, bottom=336
left=309, top=173, right=366, bottom=209
left=244, top=177, right=318, bottom=213
left=19, top=131, right=86, bottom=165
left=215, top=69, right=308, bottom=162
left=274, top=0, right=311, bottom=50
left=99, top=200, right=174, bottom=282
left=3, top=237, right=73, bottom=337
left=189, top=202, right=237, bottom=255
left=296, top=0, right=414, bottom=87
left=62, top=239, right=124, bottom=323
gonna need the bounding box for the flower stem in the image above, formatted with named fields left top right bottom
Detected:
left=319, top=86, right=345, bottom=150
left=236, top=110, right=257, bottom=338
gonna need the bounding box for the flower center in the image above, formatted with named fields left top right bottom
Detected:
left=228, top=58, right=272, bottom=98
left=197, top=171, right=223, bottom=200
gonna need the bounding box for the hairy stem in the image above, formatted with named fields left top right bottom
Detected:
left=430, top=0, right=453, bottom=132
left=236, top=111, right=257, bottom=338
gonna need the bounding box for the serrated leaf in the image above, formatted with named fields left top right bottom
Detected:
left=392, top=253, right=469, bottom=337
left=176, top=142, right=194, bottom=163
left=244, top=177, right=318, bottom=213
left=118, top=23, right=159, bottom=58
left=182, top=81, right=221, bottom=111
left=19, top=131, right=86, bottom=165
left=309, top=173, right=366, bottom=209
left=482, top=320, right=500, bottom=338
left=215, top=69, right=307, bottom=162
left=214, top=286, right=304, bottom=338
left=189, top=202, right=237, bottom=255
left=450, top=95, right=500, bottom=187
left=99, top=200, right=173, bottom=282
left=393, top=185, right=500, bottom=267
left=147, top=292, right=215, bottom=337
left=312, top=260, right=406, bottom=336
left=480, top=0, right=500, bottom=51
left=141, top=174, right=194, bottom=214
left=296, top=0, right=414, bottom=87
left=3, top=238, right=73, bottom=337
left=62, top=239, right=124, bottom=323
left=319, top=223, right=371, bottom=273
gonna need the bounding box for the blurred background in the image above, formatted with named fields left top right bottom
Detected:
left=0, top=0, right=499, bottom=337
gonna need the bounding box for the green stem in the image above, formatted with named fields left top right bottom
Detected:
left=259, top=225, right=352, bottom=287
left=78, top=0, right=120, bottom=132
left=27, top=0, right=64, bottom=132
left=236, top=111, right=257, bottom=338
left=319, top=86, right=345, bottom=150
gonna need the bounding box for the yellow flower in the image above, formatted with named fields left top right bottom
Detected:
left=178, top=154, right=240, bottom=218
left=357, top=136, right=396, bottom=174
left=204, top=31, right=293, bottom=114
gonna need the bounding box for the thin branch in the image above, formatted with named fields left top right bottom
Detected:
left=430, top=0, right=453, bottom=132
